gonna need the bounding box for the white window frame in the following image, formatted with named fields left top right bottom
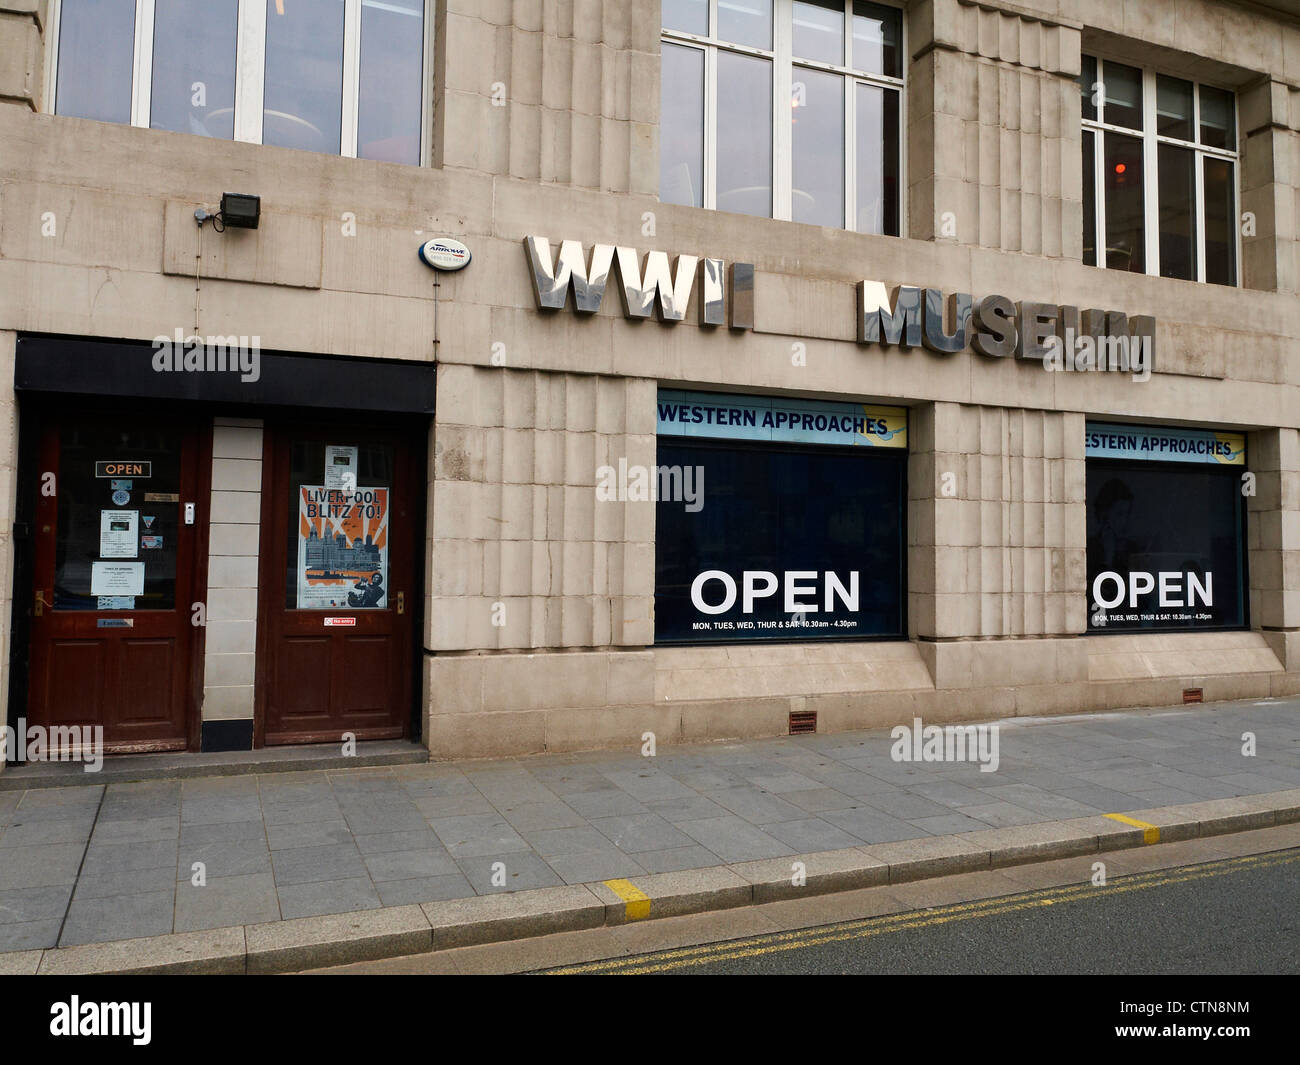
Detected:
left=1081, top=55, right=1241, bottom=286
left=662, top=0, right=907, bottom=236
left=44, top=0, right=433, bottom=166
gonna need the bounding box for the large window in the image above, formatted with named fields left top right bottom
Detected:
left=49, top=0, right=428, bottom=165
left=655, top=391, right=907, bottom=644
left=661, top=0, right=903, bottom=235
left=1080, top=56, right=1239, bottom=285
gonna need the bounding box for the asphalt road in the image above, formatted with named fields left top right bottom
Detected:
left=543, top=849, right=1300, bottom=975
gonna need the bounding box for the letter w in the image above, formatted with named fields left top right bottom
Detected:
left=523, top=237, right=613, bottom=313
left=615, top=248, right=699, bottom=322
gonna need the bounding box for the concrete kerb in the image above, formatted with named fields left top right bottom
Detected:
left=7, top=789, right=1299, bottom=974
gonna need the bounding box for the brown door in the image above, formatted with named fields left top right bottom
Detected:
left=28, top=414, right=208, bottom=752
left=257, top=424, right=418, bottom=745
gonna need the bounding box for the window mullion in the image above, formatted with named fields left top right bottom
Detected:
left=773, top=2, right=793, bottom=221
left=342, top=0, right=361, bottom=158
left=1142, top=66, right=1159, bottom=276
left=704, top=45, right=717, bottom=211
left=131, top=0, right=155, bottom=129
left=1094, top=128, right=1106, bottom=268
left=234, top=0, right=266, bottom=143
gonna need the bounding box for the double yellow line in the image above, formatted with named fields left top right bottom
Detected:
left=549, top=850, right=1299, bottom=975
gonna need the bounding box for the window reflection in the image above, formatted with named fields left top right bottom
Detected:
left=717, top=52, right=772, bottom=217
left=151, top=0, right=238, bottom=139
left=793, top=0, right=844, bottom=64
left=1157, top=143, right=1195, bottom=280
left=358, top=0, right=425, bottom=164
left=263, top=0, right=345, bottom=154
left=1203, top=158, right=1236, bottom=286
left=56, top=0, right=135, bottom=124
left=661, top=43, right=705, bottom=208
left=856, top=83, right=898, bottom=235
left=1103, top=62, right=1143, bottom=131
left=719, top=0, right=773, bottom=49
left=852, top=1, right=900, bottom=78
left=793, top=69, right=844, bottom=228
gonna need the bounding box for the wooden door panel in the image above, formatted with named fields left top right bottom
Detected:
left=43, top=640, right=109, bottom=726
left=26, top=413, right=206, bottom=753
left=259, top=425, right=417, bottom=746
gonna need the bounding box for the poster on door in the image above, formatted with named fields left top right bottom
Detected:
left=297, top=485, right=390, bottom=609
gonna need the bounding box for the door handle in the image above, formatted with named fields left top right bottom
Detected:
left=396, top=592, right=405, bottom=615
left=34, top=590, right=50, bottom=616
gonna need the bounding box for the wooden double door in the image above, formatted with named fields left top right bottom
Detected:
left=24, top=413, right=422, bottom=753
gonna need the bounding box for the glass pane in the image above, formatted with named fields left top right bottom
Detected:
left=150, top=0, right=238, bottom=139
left=852, top=1, right=901, bottom=78
left=793, top=69, right=844, bottom=228
left=719, top=0, right=772, bottom=49
left=289, top=441, right=395, bottom=610
left=1082, top=129, right=1096, bottom=266
left=662, top=0, right=707, bottom=35
left=1156, top=75, right=1193, bottom=141
left=856, top=82, right=898, bottom=235
left=793, top=0, right=845, bottom=65
left=1080, top=54, right=1097, bottom=122
left=1200, top=85, right=1235, bottom=149
left=1157, top=143, right=1195, bottom=280
left=54, top=425, right=182, bottom=611
left=717, top=51, right=772, bottom=217
left=1204, top=157, right=1237, bottom=286
left=654, top=441, right=906, bottom=643
left=1102, top=61, right=1143, bottom=131
left=358, top=0, right=425, bottom=164
left=660, top=43, right=705, bottom=207
left=263, top=0, right=345, bottom=154
left=55, top=0, right=135, bottom=124
left=1104, top=133, right=1144, bottom=272
left=1086, top=463, right=1245, bottom=630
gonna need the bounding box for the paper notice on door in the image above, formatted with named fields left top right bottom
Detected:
left=91, top=562, right=145, bottom=596
left=324, top=445, right=358, bottom=492
left=99, top=510, right=139, bottom=558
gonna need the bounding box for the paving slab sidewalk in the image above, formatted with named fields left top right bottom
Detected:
left=1, top=696, right=1298, bottom=973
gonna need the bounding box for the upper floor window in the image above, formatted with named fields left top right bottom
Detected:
left=1080, top=55, right=1238, bottom=286
left=48, top=0, right=428, bottom=165
left=661, top=0, right=903, bottom=235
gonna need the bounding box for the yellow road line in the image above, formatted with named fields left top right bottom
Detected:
left=1105, top=812, right=1161, bottom=844
left=551, top=850, right=1299, bottom=975
left=603, top=878, right=651, bottom=920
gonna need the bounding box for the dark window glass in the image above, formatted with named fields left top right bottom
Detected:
left=793, top=68, right=844, bottom=228
left=1104, top=133, right=1145, bottom=272
left=662, top=0, right=707, bottom=35
left=716, top=51, right=772, bottom=217
left=1155, top=74, right=1193, bottom=140
left=1199, top=85, right=1235, bottom=150
left=793, top=0, right=845, bottom=64
left=660, top=43, right=705, bottom=207
left=1082, top=129, right=1096, bottom=266
left=719, top=0, right=772, bottom=48
left=655, top=441, right=906, bottom=643
left=856, top=83, right=899, bottom=235
left=150, top=0, right=238, bottom=139
left=1080, top=54, right=1097, bottom=122
left=1203, top=157, right=1237, bottom=286
left=1157, top=143, right=1195, bottom=280
left=1102, top=61, right=1143, bottom=131
left=56, top=0, right=135, bottom=124
left=54, top=425, right=182, bottom=611
left=263, top=0, right=344, bottom=154
left=852, top=1, right=902, bottom=78
left=358, top=0, right=424, bottom=165
left=1086, top=462, right=1245, bottom=631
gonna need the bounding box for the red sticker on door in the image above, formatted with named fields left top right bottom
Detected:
left=323, top=617, right=356, bottom=627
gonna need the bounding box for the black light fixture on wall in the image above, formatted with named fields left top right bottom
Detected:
left=195, top=193, right=261, bottom=231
